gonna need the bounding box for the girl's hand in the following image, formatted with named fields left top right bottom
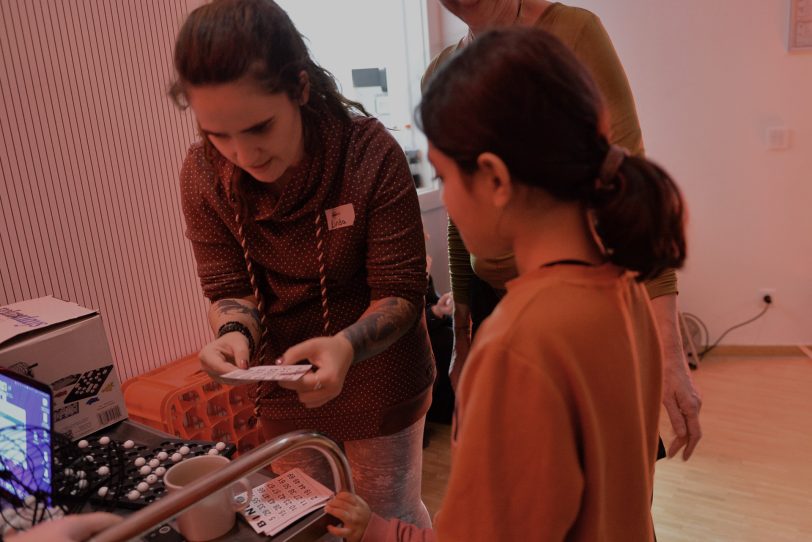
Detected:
left=199, top=332, right=251, bottom=381
left=325, top=492, right=371, bottom=542
left=276, top=335, right=354, bottom=408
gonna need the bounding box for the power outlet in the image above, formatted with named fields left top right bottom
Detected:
left=758, top=288, right=776, bottom=304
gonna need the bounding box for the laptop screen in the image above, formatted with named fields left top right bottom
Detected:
left=0, top=369, right=52, bottom=505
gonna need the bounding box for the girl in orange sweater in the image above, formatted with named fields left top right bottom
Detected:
left=325, top=26, right=687, bottom=542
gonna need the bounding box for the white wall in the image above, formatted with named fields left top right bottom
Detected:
left=430, top=0, right=812, bottom=346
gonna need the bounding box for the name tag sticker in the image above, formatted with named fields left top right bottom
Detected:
left=325, top=204, right=355, bottom=231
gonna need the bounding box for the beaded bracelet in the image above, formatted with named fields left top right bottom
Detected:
left=217, top=321, right=255, bottom=361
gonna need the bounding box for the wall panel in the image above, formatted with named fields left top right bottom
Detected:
left=0, top=0, right=210, bottom=381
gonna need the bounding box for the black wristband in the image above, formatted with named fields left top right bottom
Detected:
left=217, top=321, right=255, bottom=361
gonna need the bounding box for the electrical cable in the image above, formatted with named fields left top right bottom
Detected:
left=699, top=300, right=772, bottom=358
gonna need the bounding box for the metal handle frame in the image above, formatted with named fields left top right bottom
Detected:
left=89, top=430, right=353, bottom=542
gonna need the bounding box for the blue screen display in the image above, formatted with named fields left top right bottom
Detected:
left=0, top=372, right=52, bottom=503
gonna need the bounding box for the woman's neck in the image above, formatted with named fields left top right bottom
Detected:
left=468, top=0, right=553, bottom=37
left=511, top=201, right=604, bottom=275
left=517, top=0, right=553, bottom=27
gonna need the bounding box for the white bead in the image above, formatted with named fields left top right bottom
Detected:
left=215, top=442, right=226, bottom=451
left=85, top=454, right=94, bottom=463
left=127, top=490, right=141, bottom=501
left=146, top=474, right=158, bottom=484
left=99, top=436, right=111, bottom=445
left=179, top=446, right=190, bottom=455
left=137, top=482, right=149, bottom=493
left=134, top=457, right=146, bottom=467
left=123, top=440, right=135, bottom=449
left=157, top=451, right=168, bottom=461
left=78, top=479, right=89, bottom=489
left=97, top=486, right=109, bottom=497
left=97, top=466, right=110, bottom=476
left=171, top=453, right=182, bottom=462
left=148, top=458, right=160, bottom=468
left=207, top=448, right=219, bottom=456
left=139, top=465, right=152, bottom=476
left=155, top=467, right=166, bottom=476
left=76, top=471, right=86, bottom=479
left=78, top=439, right=89, bottom=449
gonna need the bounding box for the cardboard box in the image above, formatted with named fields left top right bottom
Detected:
left=0, top=296, right=128, bottom=439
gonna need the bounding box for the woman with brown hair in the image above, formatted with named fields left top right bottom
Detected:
left=325, top=26, right=686, bottom=542
left=170, top=0, right=432, bottom=526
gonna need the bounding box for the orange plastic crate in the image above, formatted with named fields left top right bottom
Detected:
left=122, top=354, right=260, bottom=455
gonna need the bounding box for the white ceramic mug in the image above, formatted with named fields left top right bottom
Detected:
left=163, top=454, right=250, bottom=541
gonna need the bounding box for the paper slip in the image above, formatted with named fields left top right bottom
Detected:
left=221, top=365, right=312, bottom=383
left=236, top=468, right=335, bottom=536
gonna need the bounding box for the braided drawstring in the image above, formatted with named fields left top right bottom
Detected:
left=234, top=212, right=271, bottom=366
left=233, top=206, right=276, bottom=405
left=314, top=211, right=331, bottom=336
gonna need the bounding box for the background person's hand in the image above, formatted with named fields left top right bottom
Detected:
left=6, top=513, right=122, bottom=542
left=431, top=292, right=454, bottom=318
left=198, top=332, right=251, bottom=382
left=276, top=336, right=354, bottom=408
left=649, top=295, right=703, bottom=460
left=325, top=492, right=371, bottom=542
left=662, top=353, right=703, bottom=460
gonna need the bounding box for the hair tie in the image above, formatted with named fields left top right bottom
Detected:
left=596, top=144, right=628, bottom=192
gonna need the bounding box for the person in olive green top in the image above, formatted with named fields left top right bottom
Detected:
left=423, top=0, right=702, bottom=460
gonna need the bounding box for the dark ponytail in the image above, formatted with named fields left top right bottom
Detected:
left=589, top=151, right=686, bottom=280
left=418, top=26, right=686, bottom=280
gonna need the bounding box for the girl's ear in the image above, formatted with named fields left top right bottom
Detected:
left=298, top=71, right=311, bottom=105
left=476, top=152, right=513, bottom=208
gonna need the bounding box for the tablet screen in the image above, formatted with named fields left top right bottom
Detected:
left=0, top=369, right=52, bottom=505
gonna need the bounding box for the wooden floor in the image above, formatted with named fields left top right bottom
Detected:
left=420, top=354, right=812, bottom=540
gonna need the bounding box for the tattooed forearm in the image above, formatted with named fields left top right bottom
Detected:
left=340, top=297, right=418, bottom=364
left=208, top=298, right=261, bottom=341
left=214, top=299, right=260, bottom=323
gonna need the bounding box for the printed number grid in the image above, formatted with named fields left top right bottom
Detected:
left=236, top=468, right=334, bottom=536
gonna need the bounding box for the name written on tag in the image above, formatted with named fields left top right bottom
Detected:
left=325, top=203, right=355, bottom=231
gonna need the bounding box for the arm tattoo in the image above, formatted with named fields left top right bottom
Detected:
left=212, top=299, right=261, bottom=339
left=214, top=299, right=260, bottom=324
left=340, top=297, right=418, bottom=364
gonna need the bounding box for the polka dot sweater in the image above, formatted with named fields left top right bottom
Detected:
left=180, top=114, right=435, bottom=442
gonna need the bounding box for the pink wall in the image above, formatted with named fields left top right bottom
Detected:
left=0, top=0, right=209, bottom=380
left=429, top=0, right=812, bottom=347
left=569, top=0, right=812, bottom=347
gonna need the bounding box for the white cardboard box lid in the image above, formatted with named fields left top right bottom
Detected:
left=0, top=296, right=96, bottom=345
